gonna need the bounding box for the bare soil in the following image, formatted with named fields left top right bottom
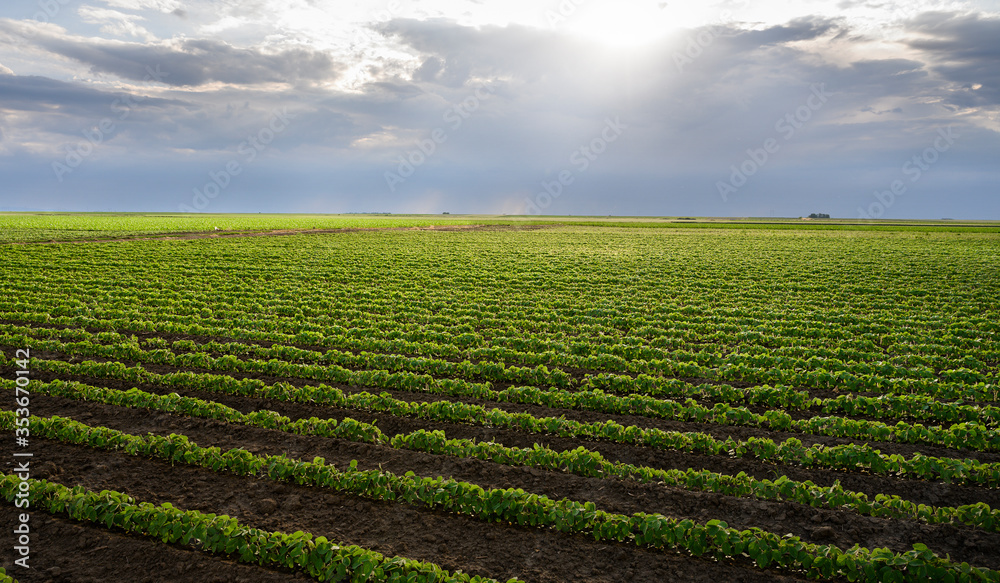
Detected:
left=5, top=390, right=1000, bottom=573
left=5, top=329, right=1000, bottom=581
left=1, top=437, right=812, bottom=583
left=0, top=504, right=302, bottom=583
left=2, top=224, right=511, bottom=246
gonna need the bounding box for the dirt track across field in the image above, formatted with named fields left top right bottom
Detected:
left=3, top=223, right=553, bottom=246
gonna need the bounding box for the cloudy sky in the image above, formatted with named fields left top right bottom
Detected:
left=0, top=0, right=998, bottom=218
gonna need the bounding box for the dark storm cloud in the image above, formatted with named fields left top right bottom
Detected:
left=0, top=71, right=196, bottom=150
left=1, top=21, right=342, bottom=87
left=727, top=15, right=843, bottom=48
left=333, top=15, right=962, bottom=177
left=826, top=58, right=929, bottom=99
left=904, top=11, right=1000, bottom=105
left=412, top=56, right=444, bottom=83
left=1, top=9, right=997, bottom=218
left=0, top=73, right=182, bottom=116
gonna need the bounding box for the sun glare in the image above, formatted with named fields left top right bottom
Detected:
left=562, top=4, right=722, bottom=48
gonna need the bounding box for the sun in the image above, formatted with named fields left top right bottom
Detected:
left=561, top=3, right=721, bottom=48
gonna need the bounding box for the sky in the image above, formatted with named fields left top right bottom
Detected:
left=0, top=0, right=998, bottom=218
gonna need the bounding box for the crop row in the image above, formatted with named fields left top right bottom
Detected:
left=0, top=472, right=507, bottom=583
left=5, top=413, right=997, bottom=583
left=588, top=373, right=1000, bottom=426
left=31, top=326, right=994, bottom=431
left=8, top=375, right=1000, bottom=488
left=4, top=310, right=997, bottom=387
left=7, top=276, right=998, bottom=359
left=14, top=348, right=1000, bottom=453
left=392, top=429, right=1000, bottom=532
left=0, top=323, right=814, bottom=409
left=4, top=317, right=997, bottom=403
left=9, top=397, right=1000, bottom=533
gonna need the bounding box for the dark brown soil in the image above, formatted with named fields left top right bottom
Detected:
left=20, top=358, right=1000, bottom=466
left=6, top=328, right=1000, bottom=581
left=0, top=438, right=813, bottom=583
left=7, top=392, right=1000, bottom=572
left=13, top=359, right=1000, bottom=505
left=0, top=504, right=302, bottom=583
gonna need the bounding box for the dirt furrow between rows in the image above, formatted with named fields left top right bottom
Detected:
left=20, top=363, right=1000, bottom=465
left=1, top=437, right=812, bottom=583
left=0, top=504, right=301, bottom=583
left=9, top=324, right=982, bottom=401
left=8, top=393, right=1000, bottom=571
left=17, top=377, right=1000, bottom=509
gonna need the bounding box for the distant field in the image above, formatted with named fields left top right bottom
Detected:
left=1, top=221, right=999, bottom=582
left=0, top=213, right=493, bottom=244
left=1, top=212, right=999, bottom=244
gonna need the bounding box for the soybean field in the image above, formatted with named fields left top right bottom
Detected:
left=2, top=221, right=1000, bottom=583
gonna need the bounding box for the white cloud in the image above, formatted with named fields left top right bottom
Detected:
left=78, top=6, right=155, bottom=40
left=1, top=2, right=998, bottom=216
left=100, top=0, right=183, bottom=12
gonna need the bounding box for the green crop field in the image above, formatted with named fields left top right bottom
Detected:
left=2, top=212, right=997, bottom=244
left=1, top=215, right=999, bottom=582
